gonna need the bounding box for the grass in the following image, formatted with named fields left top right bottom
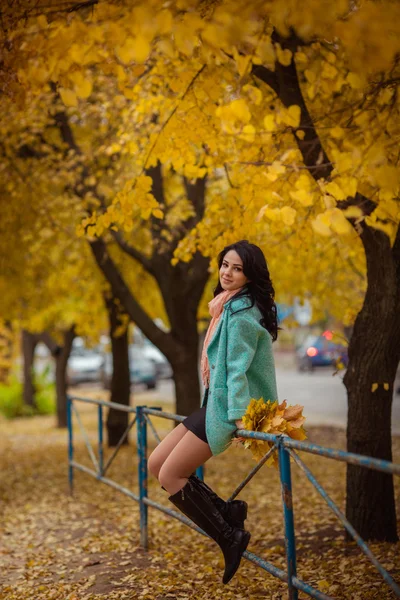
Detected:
left=0, top=366, right=56, bottom=419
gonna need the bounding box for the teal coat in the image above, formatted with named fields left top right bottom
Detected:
left=202, top=295, right=278, bottom=456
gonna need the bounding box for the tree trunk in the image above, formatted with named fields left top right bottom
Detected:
left=55, top=327, right=75, bottom=428
left=89, top=239, right=209, bottom=417
left=343, top=228, right=399, bottom=542
left=87, top=164, right=210, bottom=418
left=171, top=338, right=202, bottom=418
left=105, top=295, right=131, bottom=447
left=22, top=330, right=37, bottom=408
left=253, top=34, right=400, bottom=542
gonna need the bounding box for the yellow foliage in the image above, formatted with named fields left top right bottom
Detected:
left=116, top=36, right=150, bottom=64
left=312, top=214, right=332, bottom=237
left=289, top=188, right=314, bottom=207
left=275, top=43, right=292, bottom=67
left=2, top=0, right=398, bottom=337
left=235, top=398, right=307, bottom=466
left=263, top=114, right=276, bottom=132
left=59, top=88, right=78, bottom=107
left=283, top=105, right=301, bottom=128
left=280, top=206, right=297, bottom=226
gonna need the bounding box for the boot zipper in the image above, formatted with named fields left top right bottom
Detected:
left=182, top=478, right=194, bottom=500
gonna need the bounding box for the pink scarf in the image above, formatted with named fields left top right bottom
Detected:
left=200, top=288, right=244, bottom=387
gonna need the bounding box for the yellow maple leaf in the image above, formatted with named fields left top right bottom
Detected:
left=330, top=208, right=353, bottom=235
left=239, top=124, right=256, bottom=143
left=233, top=48, right=251, bottom=77
left=347, top=72, right=364, bottom=89
left=285, top=105, right=301, bottom=128
left=242, top=84, right=262, bottom=106
left=342, top=206, right=363, bottom=219
left=75, top=79, right=93, bottom=99
left=280, top=206, right=297, bottom=226
left=275, top=43, right=292, bottom=66
left=59, top=88, right=78, bottom=107
left=330, top=126, right=344, bottom=139
left=289, top=189, right=313, bottom=207
left=266, top=161, right=285, bottom=182
left=283, top=404, right=304, bottom=421
left=325, top=181, right=346, bottom=200
left=116, top=36, right=150, bottom=64
left=312, top=214, right=332, bottom=237
left=229, top=98, right=251, bottom=123
left=318, top=580, right=330, bottom=592
left=263, top=114, right=275, bottom=132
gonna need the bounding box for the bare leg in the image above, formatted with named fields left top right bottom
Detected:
left=158, top=431, right=213, bottom=495
left=147, top=423, right=189, bottom=480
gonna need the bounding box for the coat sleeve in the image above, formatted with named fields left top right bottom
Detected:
left=226, top=315, right=259, bottom=421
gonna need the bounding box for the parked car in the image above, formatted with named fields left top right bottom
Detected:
left=101, top=345, right=157, bottom=390
left=141, top=340, right=173, bottom=379
left=296, top=331, right=348, bottom=372
left=66, top=346, right=104, bottom=386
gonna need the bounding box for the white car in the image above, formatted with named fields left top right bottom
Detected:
left=141, top=341, right=173, bottom=379
left=101, top=345, right=157, bottom=390
left=66, top=347, right=104, bottom=386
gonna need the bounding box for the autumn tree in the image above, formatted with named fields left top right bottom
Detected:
left=2, top=0, right=400, bottom=541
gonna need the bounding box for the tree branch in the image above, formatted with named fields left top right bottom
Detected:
left=89, top=238, right=179, bottom=357
left=142, top=65, right=206, bottom=171
left=166, top=174, right=207, bottom=254
left=145, top=162, right=166, bottom=243
left=250, top=64, right=279, bottom=95
left=110, top=229, right=155, bottom=274
left=253, top=30, right=377, bottom=220
left=183, top=175, right=207, bottom=222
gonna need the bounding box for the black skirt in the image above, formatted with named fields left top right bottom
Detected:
left=182, top=389, right=208, bottom=444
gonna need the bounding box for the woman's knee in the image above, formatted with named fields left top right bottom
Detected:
left=158, top=463, right=180, bottom=490
left=147, top=450, right=163, bottom=479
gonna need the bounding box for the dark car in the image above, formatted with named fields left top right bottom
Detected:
left=297, top=331, right=348, bottom=372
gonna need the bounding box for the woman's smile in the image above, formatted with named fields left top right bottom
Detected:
left=219, top=250, right=249, bottom=291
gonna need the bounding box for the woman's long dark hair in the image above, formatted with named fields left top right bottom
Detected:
left=214, top=240, right=279, bottom=341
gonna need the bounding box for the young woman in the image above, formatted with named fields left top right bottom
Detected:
left=148, top=240, right=278, bottom=584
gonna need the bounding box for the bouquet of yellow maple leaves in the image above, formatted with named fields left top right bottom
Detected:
left=234, top=398, right=307, bottom=468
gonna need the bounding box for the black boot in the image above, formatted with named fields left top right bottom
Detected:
left=189, top=474, right=247, bottom=529
left=168, top=477, right=250, bottom=584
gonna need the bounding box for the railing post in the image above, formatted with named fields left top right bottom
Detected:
left=67, top=395, right=74, bottom=496
left=278, top=437, right=298, bottom=600
left=196, top=465, right=204, bottom=481
left=137, top=406, right=148, bottom=550
left=98, top=404, right=104, bottom=477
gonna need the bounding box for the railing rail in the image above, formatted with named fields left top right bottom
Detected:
left=66, top=394, right=400, bottom=599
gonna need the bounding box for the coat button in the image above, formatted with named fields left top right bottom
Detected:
left=211, top=364, right=215, bottom=369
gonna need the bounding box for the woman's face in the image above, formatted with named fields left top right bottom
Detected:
left=219, top=250, right=249, bottom=291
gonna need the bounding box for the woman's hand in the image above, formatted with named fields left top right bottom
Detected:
left=235, top=419, right=245, bottom=429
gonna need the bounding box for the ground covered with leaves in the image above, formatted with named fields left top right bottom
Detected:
left=1, top=390, right=399, bottom=600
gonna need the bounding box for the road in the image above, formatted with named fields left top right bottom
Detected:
left=125, top=367, right=400, bottom=435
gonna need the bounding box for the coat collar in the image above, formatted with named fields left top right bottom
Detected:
left=206, top=295, right=253, bottom=355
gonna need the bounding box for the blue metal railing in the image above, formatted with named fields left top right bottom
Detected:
left=66, top=395, right=400, bottom=599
